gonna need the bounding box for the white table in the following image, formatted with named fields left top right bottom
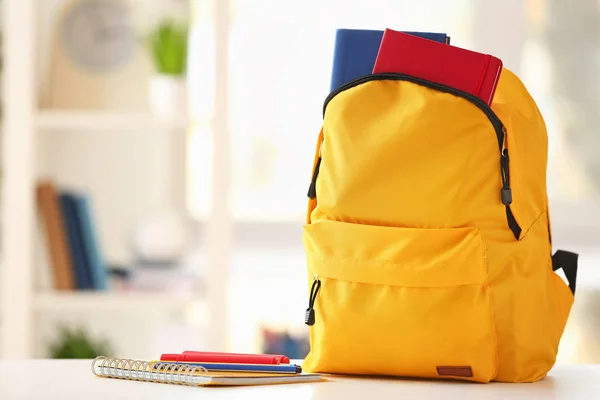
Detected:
left=1, top=360, right=599, bottom=399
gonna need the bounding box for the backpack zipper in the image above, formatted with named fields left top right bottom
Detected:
left=305, top=275, right=321, bottom=326
left=306, top=156, right=321, bottom=198
left=308, top=73, right=521, bottom=240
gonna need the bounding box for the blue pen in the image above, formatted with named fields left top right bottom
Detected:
left=160, top=362, right=302, bottom=374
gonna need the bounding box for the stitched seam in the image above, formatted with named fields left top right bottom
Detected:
left=314, top=275, right=485, bottom=290
left=310, top=216, right=479, bottom=232
left=519, top=211, right=547, bottom=241
left=482, top=230, right=500, bottom=381
left=308, top=253, right=453, bottom=267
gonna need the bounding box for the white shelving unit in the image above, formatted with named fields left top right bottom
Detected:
left=0, top=0, right=231, bottom=358
left=33, top=292, right=204, bottom=312
left=36, top=110, right=189, bottom=132
left=0, top=0, right=37, bottom=359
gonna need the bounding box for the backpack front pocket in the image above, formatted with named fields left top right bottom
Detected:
left=302, top=219, right=498, bottom=382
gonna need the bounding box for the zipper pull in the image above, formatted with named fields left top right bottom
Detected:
left=500, top=127, right=512, bottom=205
left=305, top=276, right=321, bottom=326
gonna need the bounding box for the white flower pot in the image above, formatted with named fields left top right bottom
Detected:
left=148, top=74, right=188, bottom=122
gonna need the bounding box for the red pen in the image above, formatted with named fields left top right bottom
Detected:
left=160, top=351, right=290, bottom=365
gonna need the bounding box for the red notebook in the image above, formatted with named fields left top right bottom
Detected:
left=372, top=29, right=503, bottom=106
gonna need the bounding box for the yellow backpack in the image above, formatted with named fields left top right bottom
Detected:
left=301, top=68, right=579, bottom=383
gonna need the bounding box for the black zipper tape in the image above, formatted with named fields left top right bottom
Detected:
left=305, top=277, right=321, bottom=326
left=324, top=73, right=505, bottom=149
left=307, top=157, right=321, bottom=199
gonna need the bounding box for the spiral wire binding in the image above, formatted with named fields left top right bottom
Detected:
left=92, top=356, right=209, bottom=386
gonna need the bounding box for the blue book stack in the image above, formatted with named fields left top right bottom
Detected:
left=59, top=191, right=108, bottom=291
left=59, top=193, right=94, bottom=290
left=329, top=28, right=450, bottom=92
left=75, top=194, right=109, bottom=290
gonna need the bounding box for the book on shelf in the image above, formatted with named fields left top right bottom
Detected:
left=36, top=180, right=109, bottom=292
left=36, top=182, right=75, bottom=290
left=74, top=195, right=109, bottom=290
left=59, top=192, right=94, bottom=290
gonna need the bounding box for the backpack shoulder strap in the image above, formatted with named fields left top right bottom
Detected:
left=552, top=250, right=579, bottom=295
left=306, top=128, right=324, bottom=224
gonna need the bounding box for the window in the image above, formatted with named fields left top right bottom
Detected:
left=187, top=0, right=600, bottom=359
left=188, top=0, right=474, bottom=222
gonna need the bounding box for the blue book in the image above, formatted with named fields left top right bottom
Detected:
left=329, top=28, right=449, bottom=92
left=74, top=194, right=108, bottom=290
left=59, top=193, right=93, bottom=290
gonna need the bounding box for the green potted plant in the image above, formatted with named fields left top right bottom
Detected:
left=146, top=18, right=189, bottom=121
left=49, top=325, right=112, bottom=359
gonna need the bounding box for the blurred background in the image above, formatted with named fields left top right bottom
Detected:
left=0, top=0, right=598, bottom=363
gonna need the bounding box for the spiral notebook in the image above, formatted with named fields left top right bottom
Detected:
left=91, top=357, right=324, bottom=387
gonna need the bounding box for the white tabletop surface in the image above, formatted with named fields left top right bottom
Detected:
left=1, top=360, right=599, bottom=399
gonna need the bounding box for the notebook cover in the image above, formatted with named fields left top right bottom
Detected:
left=197, top=373, right=324, bottom=386
left=329, top=29, right=449, bottom=92
left=372, top=29, right=502, bottom=105
left=59, top=193, right=93, bottom=290
left=36, top=182, right=75, bottom=290
left=74, top=195, right=108, bottom=290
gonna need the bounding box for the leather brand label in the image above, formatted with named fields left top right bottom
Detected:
left=436, top=366, right=473, bottom=377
